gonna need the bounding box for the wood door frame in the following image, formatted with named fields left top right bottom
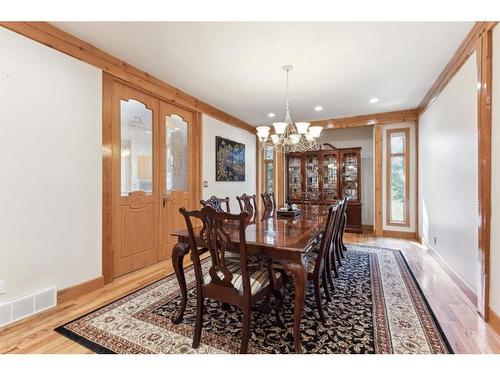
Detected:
left=102, top=73, right=202, bottom=283
left=385, top=128, right=411, bottom=227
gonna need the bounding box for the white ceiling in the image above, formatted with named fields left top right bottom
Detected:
left=53, top=22, right=473, bottom=126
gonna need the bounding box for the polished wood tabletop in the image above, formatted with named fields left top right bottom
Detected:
left=172, top=204, right=332, bottom=255
left=170, top=203, right=334, bottom=353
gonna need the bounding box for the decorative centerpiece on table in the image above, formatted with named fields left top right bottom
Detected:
left=277, top=196, right=302, bottom=219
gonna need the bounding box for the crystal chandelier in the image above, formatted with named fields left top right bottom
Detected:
left=256, top=65, right=323, bottom=153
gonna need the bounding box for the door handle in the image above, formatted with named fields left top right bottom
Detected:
left=163, top=193, right=172, bottom=208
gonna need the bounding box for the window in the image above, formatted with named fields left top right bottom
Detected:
left=120, top=99, right=153, bottom=195
left=165, top=114, right=189, bottom=192
left=264, top=146, right=274, bottom=193
left=386, top=128, right=410, bottom=226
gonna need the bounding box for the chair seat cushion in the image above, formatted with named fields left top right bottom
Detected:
left=305, top=251, right=318, bottom=273
left=203, top=262, right=280, bottom=295
left=223, top=252, right=262, bottom=265
left=272, top=251, right=318, bottom=274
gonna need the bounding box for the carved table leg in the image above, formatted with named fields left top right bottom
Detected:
left=284, top=260, right=308, bottom=354
left=171, top=242, right=190, bottom=324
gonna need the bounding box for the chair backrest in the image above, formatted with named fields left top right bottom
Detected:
left=331, top=198, right=345, bottom=242
left=337, top=198, right=349, bottom=240
left=313, top=204, right=338, bottom=275
left=236, top=193, right=257, bottom=220
left=179, top=206, right=252, bottom=295
left=200, top=195, right=231, bottom=212
left=261, top=192, right=276, bottom=211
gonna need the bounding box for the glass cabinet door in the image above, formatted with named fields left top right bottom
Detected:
left=322, top=154, right=338, bottom=200
left=287, top=156, right=302, bottom=199
left=342, top=153, right=359, bottom=200
left=305, top=155, right=320, bottom=198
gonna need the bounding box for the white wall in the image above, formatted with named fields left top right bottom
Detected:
left=382, top=122, right=417, bottom=232
left=0, top=28, right=102, bottom=303
left=490, top=25, right=500, bottom=317
left=319, top=126, right=374, bottom=225
left=202, top=115, right=256, bottom=212
left=418, top=54, right=478, bottom=291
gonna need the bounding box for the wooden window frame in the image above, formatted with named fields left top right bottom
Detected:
left=263, top=146, right=275, bottom=194
left=386, top=128, right=410, bottom=227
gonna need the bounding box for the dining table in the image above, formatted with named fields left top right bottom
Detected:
left=170, top=203, right=332, bottom=353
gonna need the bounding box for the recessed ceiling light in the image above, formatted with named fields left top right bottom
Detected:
left=268, top=113, right=276, bottom=118
left=369, top=97, right=379, bottom=104
left=314, top=106, right=323, bottom=111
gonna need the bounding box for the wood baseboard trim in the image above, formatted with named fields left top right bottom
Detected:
left=382, top=230, right=417, bottom=240
left=362, top=225, right=374, bottom=234
left=57, top=276, right=105, bottom=304
left=422, top=238, right=478, bottom=307
left=488, top=307, right=500, bottom=335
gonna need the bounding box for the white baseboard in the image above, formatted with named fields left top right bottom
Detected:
left=421, top=238, right=477, bottom=306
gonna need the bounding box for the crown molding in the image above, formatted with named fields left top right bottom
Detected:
left=0, top=22, right=255, bottom=133
left=417, top=21, right=498, bottom=116
left=310, top=109, right=418, bottom=130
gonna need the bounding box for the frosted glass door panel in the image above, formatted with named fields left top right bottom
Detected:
left=120, top=99, right=153, bottom=195
left=166, top=114, right=189, bottom=192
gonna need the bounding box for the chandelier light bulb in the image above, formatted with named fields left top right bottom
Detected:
left=256, top=126, right=271, bottom=139
left=295, top=122, right=310, bottom=134
left=308, top=126, right=323, bottom=138
left=273, top=122, right=288, bottom=135
left=271, top=134, right=280, bottom=144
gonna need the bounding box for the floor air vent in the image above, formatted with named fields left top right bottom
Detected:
left=0, top=287, right=56, bottom=327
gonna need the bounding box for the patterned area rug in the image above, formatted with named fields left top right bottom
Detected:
left=55, top=244, right=452, bottom=354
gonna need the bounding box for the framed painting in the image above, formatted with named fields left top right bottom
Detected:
left=215, top=136, right=245, bottom=181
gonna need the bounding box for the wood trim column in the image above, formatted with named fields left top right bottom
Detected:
left=256, top=136, right=262, bottom=210
left=374, top=125, right=383, bottom=236
left=102, top=72, right=114, bottom=283
left=476, top=29, right=493, bottom=320
left=415, top=119, right=420, bottom=241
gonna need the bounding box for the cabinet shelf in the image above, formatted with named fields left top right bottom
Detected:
left=285, top=143, right=362, bottom=233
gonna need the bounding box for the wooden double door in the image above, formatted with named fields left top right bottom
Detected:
left=110, top=78, right=200, bottom=277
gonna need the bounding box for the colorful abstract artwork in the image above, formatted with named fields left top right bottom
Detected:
left=215, top=136, right=245, bottom=181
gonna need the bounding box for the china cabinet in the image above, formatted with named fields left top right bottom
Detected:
left=285, top=143, right=362, bottom=233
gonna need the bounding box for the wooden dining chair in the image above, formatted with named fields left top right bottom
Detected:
left=260, top=192, right=276, bottom=211
left=324, top=199, right=345, bottom=293
left=200, top=195, right=231, bottom=212
left=274, top=205, right=337, bottom=323
left=302, top=205, right=338, bottom=323
left=333, top=198, right=349, bottom=267
left=236, top=193, right=257, bottom=221
left=180, top=206, right=283, bottom=353
left=338, top=198, right=350, bottom=255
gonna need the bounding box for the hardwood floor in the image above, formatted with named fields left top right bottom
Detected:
left=0, top=234, right=499, bottom=354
